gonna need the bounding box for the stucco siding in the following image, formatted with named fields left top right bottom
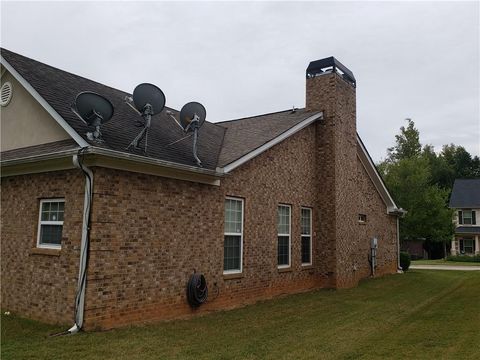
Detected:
left=1, top=71, right=70, bottom=152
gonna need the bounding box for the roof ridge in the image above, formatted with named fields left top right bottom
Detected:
left=215, top=108, right=307, bottom=125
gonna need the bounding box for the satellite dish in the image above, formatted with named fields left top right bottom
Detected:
left=132, top=83, right=165, bottom=115
left=72, top=91, right=114, bottom=143
left=125, top=83, right=166, bottom=153
left=179, top=102, right=206, bottom=131
left=178, top=102, right=207, bottom=167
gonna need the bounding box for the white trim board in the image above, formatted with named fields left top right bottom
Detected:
left=0, top=56, right=89, bottom=148
left=219, top=112, right=323, bottom=173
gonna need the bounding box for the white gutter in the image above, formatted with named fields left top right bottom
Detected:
left=68, top=151, right=94, bottom=333
left=85, top=146, right=223, bottom=177
left=1, top=146, right=223, bottom=177
left=0, top=149, right=80, bottom=166
left=218, top=112, right=323, bottom=173
left=0, top=56, right=89, bottom=148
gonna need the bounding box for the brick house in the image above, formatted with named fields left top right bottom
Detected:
left=1, top=49, right=404, bottom=331
left=449, top=179, right=480, bottom=255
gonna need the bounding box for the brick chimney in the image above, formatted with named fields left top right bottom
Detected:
left=306, top=57, right=359, bottom=288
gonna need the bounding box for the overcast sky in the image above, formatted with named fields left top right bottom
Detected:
left=1, top=1, right=479, bottom=161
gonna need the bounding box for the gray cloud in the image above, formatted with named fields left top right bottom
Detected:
left=1, top=1, right=478, bottom=161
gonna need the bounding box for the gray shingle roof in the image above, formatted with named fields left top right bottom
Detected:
left=1, top=48, right=225, bottom=170
left=449, top=179, right=480, bottom=208
left=0, top=139, right=79, bottom=161
left=216, top=109, right=314, bottom=167
left=2, top=48, right=324, bottom=171
left=455, top=226, right=480, bottom=235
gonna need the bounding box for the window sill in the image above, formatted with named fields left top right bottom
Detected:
left=30, top=248, right=61, bottom=256
left=358, top=222, right=367, bottom=225
left=301, top=264, right=314, bottom=270
left=223, top=272, right=244, bottom=280
left=277, top=267, right=292, bottom=273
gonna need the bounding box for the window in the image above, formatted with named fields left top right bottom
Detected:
left=277, top=205, right=291, bottom=268
left=459, top=210, right=476, bottom=225
left=358, top=214, right=367, bottom=223
left=460, top=238, right=475, bottom=254
left=301, top=207, right=312, bottom=265
left=224, top=197, right=243, bottom=273
left=37, top=199, right=65, bottom=249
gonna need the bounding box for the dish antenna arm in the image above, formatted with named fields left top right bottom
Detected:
left=193, top=127, right=202, bottom=167
left=126, top=103, right=154, bottom=153
left=185, top=113, right=202, bottom=167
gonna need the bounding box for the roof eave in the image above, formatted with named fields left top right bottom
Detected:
left=1, top=147, right=223, bottom=185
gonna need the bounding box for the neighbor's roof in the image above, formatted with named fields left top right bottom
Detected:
left=449, top=179, right=480, bottom=208
left=455, top=226, right=480, bottom=235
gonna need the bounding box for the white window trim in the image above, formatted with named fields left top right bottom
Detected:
left=277, top=204, right=291, bottom=269
left=36, top=198, right=65, bottom=249
left=301, top=207, right=313, bottom=266
left=461, top=210, right=473, bottom=225
left=461, top=238, right=475, bottom=254
left=223, top=197, right=244, bottom=275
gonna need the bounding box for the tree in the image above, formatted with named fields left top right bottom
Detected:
left=380, top=118, right=479, bottom=258
left=386, top=118, right=421, bottom=162
left=441, top=144, right=479, bottom=183
left=421, top=144, right=453, bottom=189
left=382, top=156, right=454, bottom=244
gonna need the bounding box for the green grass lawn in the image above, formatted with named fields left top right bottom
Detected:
left=412, top=259, right=480, bottom=266
left=2, top=271, right=479, bottom=360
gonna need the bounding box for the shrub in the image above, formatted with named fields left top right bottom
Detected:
left=446, top=255, right=480, bottom=263
left=400, top=252, right=411, bottom=271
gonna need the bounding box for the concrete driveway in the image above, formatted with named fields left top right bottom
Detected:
left=410, top=265, right=480, bottom=271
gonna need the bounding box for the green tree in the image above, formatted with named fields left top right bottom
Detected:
left=441, top=144, right=479, bottom=184
left=382, top=157, right=454, bottom=243
left=386, top=118, right=421, bottom=162
left=380, top=118, right=478, bottom=257
left=421, top=144, right=453, bottom=189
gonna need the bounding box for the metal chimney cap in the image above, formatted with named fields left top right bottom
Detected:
left=306, top=56, right=356, bottom=87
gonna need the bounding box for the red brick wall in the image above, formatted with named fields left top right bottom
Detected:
left=1, top=128, right=398, bottom=329
left=1, top=72, right=398, bottom=330
left=0, top=170, right=84, bottom=325
left=82, top=125, right=329, bottom=329
left=356, top=156, right=399, bottom=279
left=307, top=72, right=362, bottom=288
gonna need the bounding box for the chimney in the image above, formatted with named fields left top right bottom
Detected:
left=307, top=57, right=359, bottom=289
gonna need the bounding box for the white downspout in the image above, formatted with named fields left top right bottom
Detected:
left=68, top=151, right=94, bottom=333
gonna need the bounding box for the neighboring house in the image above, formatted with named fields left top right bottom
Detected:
left=0, top=48, right=404, bottom=331
left=449, top=179, right=480, bottom=255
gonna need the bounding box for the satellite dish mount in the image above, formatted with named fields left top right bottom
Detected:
left=126, top=102, right=154, bottom=153
left=126, top=83, right=166, bottom=154
left=179, top=102, right=207, bottom=167
left=71, top=91, right=114, bottom=143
